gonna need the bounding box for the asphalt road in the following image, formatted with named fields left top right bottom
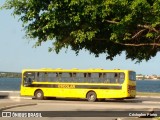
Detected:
left=2, top=99, right=160, bottom=111
left=0, top=97, right=160, bottom=120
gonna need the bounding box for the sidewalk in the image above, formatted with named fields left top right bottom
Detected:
left=0, top=101, right=37, bottom=111
left=0, top=91, right=36, bottom=111
left=0, top=91, right=19, bottom=98
left=0, top=91, right=32, bottom=99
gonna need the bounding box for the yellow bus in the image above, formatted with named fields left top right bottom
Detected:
left=20, top=68, right=136, bottom=102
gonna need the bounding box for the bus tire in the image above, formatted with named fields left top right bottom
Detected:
left=35, top=90, right=44, bottom=100
left=86, top=91, right=97, bottom=102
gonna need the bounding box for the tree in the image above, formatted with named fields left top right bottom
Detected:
left=2, top=0, right=160, bottom=62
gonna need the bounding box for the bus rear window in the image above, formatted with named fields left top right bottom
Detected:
left=129, top=72, right=136, bottom=81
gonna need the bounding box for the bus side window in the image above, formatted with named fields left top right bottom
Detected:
left=84, top=73, right=87, bottom=78
left=115, top=73, right=119, bottom=83
left=88, top=73, right=91, bottom=83
left=104, top=73, right=121, bottom=84
left=109, top=73, right=116, bottom=83
left=61, top=73, right=71, bottom=82
left=58, top=73, right=62, bottom=81
left=103, top=73, right=110, bottom=83
left=73, top=73, right=76, bottom=78
left=44, top=72, right=48, bottom=82
left=72, top=73, right=76, bottom=82
left=91, top=73, right=99, bottom=83
left=88, top=73, right=91, bottom=77
left=104, top=73, right=117, bottom=83
left=48, top=73, right=58, bottom=82
left=115, top=73, right=123, bottom=84
left=83, top=73, right=87, bottom=83
left=99, top=73, right=103, bottom=83
left=36, top=72, right=39, bottom=81
left=119, top=73, right=125, bottom=83
left=75, top=73, right=84, bottom=83
left=103, top=73, right=106, bottom=82
left=37, top=72, right=45, bottom=82
left=99, top=73, right=103, bottom=78
left=38, top=72, right=48, bottom=82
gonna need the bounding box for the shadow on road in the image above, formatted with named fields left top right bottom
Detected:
left=32, top=97, right=142, bottom=103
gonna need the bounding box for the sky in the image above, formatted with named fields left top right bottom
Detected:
left=0, top=1, right=160, bottom=75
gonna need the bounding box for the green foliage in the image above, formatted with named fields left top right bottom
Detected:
left=2, top=0, right=160, bottom=62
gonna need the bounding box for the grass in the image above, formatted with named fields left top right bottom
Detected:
left=137, top=92, right=160, bottom=96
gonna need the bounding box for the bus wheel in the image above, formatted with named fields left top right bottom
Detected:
left=87, top=91, right=97, bottom=102
left=35, top=90, right=44, bottom=100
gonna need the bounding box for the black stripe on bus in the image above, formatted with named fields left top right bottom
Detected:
left=26, top=84, right=122, bottom=89
left=76, top=85, right=121, bottom=89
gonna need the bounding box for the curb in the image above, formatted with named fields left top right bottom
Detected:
left=8, top=96, right=32, bottom=99
left=142, top=101, right=160, bottom=104
left=137, top=96, right=160, bottom=98
left=0, top=103, right=37, bottom=111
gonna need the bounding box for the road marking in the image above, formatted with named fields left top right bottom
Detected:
left=142, top=101, right=160, bottom=104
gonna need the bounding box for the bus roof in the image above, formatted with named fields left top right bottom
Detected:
left=22, top=68, right=135, bottom=73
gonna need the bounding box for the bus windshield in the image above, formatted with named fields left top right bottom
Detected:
left=129, top=71, right=136, bottom=81
left=23, top=72, right=35, bottom=86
